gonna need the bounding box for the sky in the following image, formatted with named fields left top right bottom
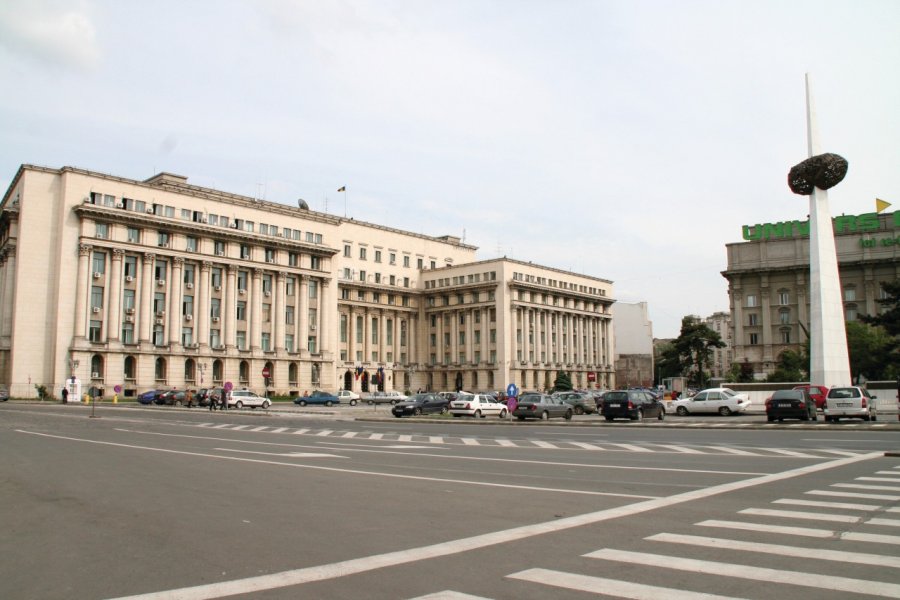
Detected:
left=1, top=0, right=898, bottom=338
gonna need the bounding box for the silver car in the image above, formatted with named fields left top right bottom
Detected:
left=226, top=389, right=271, bottom=409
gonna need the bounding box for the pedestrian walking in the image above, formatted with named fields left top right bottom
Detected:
left=185, top=388, right=194, bottom=408
left=209, top=390, right=217, bottom=411
left=61, top=387, right=68, bottom=404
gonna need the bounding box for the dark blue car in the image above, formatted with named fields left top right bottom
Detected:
left=293, top=390, right=340, bottom=406
left=137, top=389, right=163, bottom=405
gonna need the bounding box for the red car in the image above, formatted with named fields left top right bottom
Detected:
left=792, top=385, right=829, bottom=410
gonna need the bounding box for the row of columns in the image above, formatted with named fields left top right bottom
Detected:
left=509, top=306, right=610, bottom=368
left=75, top=245, right=330, bottom=355
left=343, top=306, right=415, bottom=364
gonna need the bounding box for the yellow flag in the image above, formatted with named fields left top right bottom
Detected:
left=876, top=198, right=891, bottom=213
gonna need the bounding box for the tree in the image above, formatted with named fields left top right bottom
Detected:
left=552, top=371, right=573, bottom=392
left=654, top=341, right=683, bottom=382
left=670, top=316, right=726, bottom=388
left=846, top=321, right=897, bottom=381
left=859, top=281, right=900, bottom=376
left=766, top=349, right=807, bottom=382
left=728, top=359, right=756, bottom=383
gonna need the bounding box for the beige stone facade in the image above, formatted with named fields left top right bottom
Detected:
left=0, top=165, right=615, bottom=398
left=722, top=211, right=899, bottom=378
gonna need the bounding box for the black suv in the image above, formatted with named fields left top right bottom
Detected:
left=601, top=390, right=665, bottom=422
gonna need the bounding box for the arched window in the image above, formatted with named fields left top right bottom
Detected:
left=472, top=371, right=479, bottom=389
left=264, top=361, right=274, bottom=383
left=290, top=363, right=299, bottom=386
left=212, top=359, right=223, bottom=383
left=184, top=359, right=195, bottom=382
left=311, top=363, right=320, bottom=386
left=155, top=357, right=167, bottom=381
left=124, top=356, right=136, bottom=381
left=239, top=361, right=249, bottom=383
left=91, top=354, right=104, bottom=378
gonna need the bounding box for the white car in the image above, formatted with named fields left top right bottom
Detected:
left=226, top=389, right=271, bottom=409
left=671, top=387, right=750, bottom=416
left=824, top=386, right=877, bottom=422
left=366, top=390, right=408, bottom=404
left=337, top=390, right=360, bottom=405
left=450, top=393, right=509, bottom=418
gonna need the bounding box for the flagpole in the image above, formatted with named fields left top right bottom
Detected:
left=337, top=186, right=347, bottom=217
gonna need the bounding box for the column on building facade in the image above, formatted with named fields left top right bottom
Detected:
left=363, top=308, right=372, bottom=363
left=408, top=314, right=417, bottom=365
left=139, top=253, right=155, bottom=343
left=731, top=288, right=744, bottom=350
left=379, top=310, right=388, bottom=363
left=465, top=308, right=474, bottom=363
left=168, top=257, right=184, bottom=346
left=274, top=272, right=286, bottom=351
left=298, top=276, right=309, bottom=354
left=198, top=261, right=211, bottom=348
left=319, top=276, right=332, bottom=355
left=535, top=309, right=543, bottom=365
left=760, top=281, right=773, bottom=363
left=225, top=265, right=237, bottom=348
left=390, top=311, right=399, bottom=364
left=347, top=308, right=356, bottom=362
left=587, top=317, right=596, bottom=367
left=509, top=307, right=518, bottom=365
left=250, top=268, right=262, bottom=351
left=480, top=308, right=489, bottom=365
left=73, top=245, right=90, bottom=340
left=555, top=312, right=563, bottom=364
left=451, top=310, right=460, bottom=364
left=107, top=249, right=124, bottom=342
left=0, top=254, right=7, bottom=343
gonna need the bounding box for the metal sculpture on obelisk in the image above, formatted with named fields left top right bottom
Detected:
left=787, top=73, right=851, bottom=388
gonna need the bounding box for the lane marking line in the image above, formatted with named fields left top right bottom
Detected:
left=738, top=507, right=859, bottom=523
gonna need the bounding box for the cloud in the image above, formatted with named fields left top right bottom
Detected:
left=0, top=0, right=100, bottom=71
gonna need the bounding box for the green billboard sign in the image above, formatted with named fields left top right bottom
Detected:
left=742, top=211, right=899, bottom=241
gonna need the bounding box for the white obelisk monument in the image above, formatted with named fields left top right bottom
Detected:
left=804, top=74, right=851, bottom=388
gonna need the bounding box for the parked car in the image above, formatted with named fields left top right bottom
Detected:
left=554, top=391, right=597, bottom=415
left=601, top=389, right=666, bottom=421
left=824, top=386, right=877, bottom=422
left=294, top=390, right=339, bottom=406
left=391, top=393, right=449, bottom=417
left=437, top=391, right=460, bottom=403
left=226, top=389, right=270, bottom=409
left=137, top=389, right=163, bottom=405
left=766, top=389, right=818, bottom=422
left=513, top=393, right=573, bottom=421
left=365, top=390, right=408, bottom=405
left=449, top=393, right=508, bottom=418
left=0, top=388, right=8, bottom=401
left=792, top=384, right=829, bottom=410
left=158, top=390, right=187, bottom=406
left=337, top=390, right=360, bottom=405
left=671, top=387, right=751, bottom=416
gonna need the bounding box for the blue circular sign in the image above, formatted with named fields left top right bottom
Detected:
left=506, top=383, right=518, bottom=398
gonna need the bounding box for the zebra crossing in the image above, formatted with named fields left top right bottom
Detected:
left=411, top=465, right=900, bottom=599
left=190, top=421, right=872, bottom=458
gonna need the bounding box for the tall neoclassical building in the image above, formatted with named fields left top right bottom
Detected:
left=0, top=165, right=615, bottom=397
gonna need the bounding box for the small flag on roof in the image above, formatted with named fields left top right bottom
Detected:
left=875, top=198, right=891, bottom=213
left=337, top=186, right=346, bottom=192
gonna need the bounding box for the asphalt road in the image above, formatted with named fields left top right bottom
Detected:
left=2, top=402, right=899, bottom=600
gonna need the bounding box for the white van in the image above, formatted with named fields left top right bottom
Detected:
left=824, top=386, right=877, bottom=422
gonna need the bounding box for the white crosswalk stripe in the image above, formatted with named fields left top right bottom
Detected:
left=696, top=520, right=833, bottom=538
left=833, top=482, right=900, bottom=492
left=738, top=507, right=860, bottom=523
left=508, top=568, right=747, bottom=599
left=584, top=548, right=900, bottom=598
left=772, top=498, right=881, bottom=511
left=866, top=517, right=900, bottom=527
left=646, top=532, right=900, bottom=569
left=807, top=489, right=900, bottom=501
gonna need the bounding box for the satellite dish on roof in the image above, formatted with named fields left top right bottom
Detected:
left=297, top=198, right=309, bottom=210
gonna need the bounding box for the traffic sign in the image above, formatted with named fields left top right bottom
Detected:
left=224, top=381, right=233, bottom=391
left=506, top=383, right=518, bottom=398
left=262, top=367, right=271, bottom=378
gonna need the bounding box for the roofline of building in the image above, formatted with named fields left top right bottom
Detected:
left=4, top=164, right=479, bottom=252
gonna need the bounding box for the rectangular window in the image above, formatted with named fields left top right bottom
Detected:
left=236, top=301, right=246, bottom=321
left=308, top=280, right=318, bottom=298
left=417, top=258, right=424, bottom=269
left=359, top=247, right=367, bottom=260
left=89, top=320, right=102, bottom=342
left=214, top=240, right=226, bottom=256
left=746, top=294, right=758, bottom=308
left=344, top=244, right=351, bottom=257
left=157, top=232, right=169, bottom=247
left=95, top=222, right=108, bottom=239
left=286, top=277, right=295, bottom=296
left=209, top=329, right=221, bottom=348
left=91, top=286, right=104, bottom=309
left=310, top=256, right=320, bottom=270
left=237, top=271, right=248, bottom=291
left=285, top=334, right=294, bottom=353
left=263, top=303, right=271, bottom=322
left=356, top=316, right=364, bottom=343
left=92, top=252, right=106, bottom=275
left=236, top=331, right=246, bottom=350
left=340, top=314, right=347, bottom=343
left=286, top=305, right=295, bottom=325
left=154, top=292, right=166, bottom=314
left=308, top=336, right=317, bottom=353
left=124, top=256, right=137, bottom=278
left=183, top=295, right=194, bottom=316
left=186, top=236, right=198, bottom=252
left=781, top=330, right=791, bottom=344
left=121, top=323, right=134, bottom=344
left=778, top=291, right=789, bottom=305
left=748, top=314, right=758, bottom=326
left=749, top=333, right=759, bottom=345
left=153, top=325, right=164, bottom=346
left=374, top=250, right=381, bottom=263
left=261, top=333, right=271, bottom=352
left=289, top=252, right=299, bottom=267
left=389, top=252, right=396, bottom=265
left=182, top=327, right=193, bottom=346
left=210, top=298, right=221, bottom=319
left=123, top=289, right=135, bottom=311
left=403, top=256, right=410, bottom=268
left=211, top=267, right=222, bottom=288
left=183, top=264, right=195, bottom=286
